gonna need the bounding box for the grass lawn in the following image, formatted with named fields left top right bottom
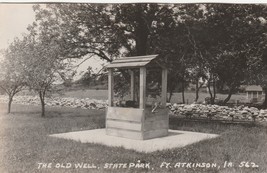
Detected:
left=0, top=103, right=267, bottom=173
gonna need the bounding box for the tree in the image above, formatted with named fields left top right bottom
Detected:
left=32, top=4, right=196, bottom=58
left=189, top=68, right=207, bottom=102
left=32, top=4, right=190, bottom=102
left=3, top=30, right=73, bottom=117
left=202, top=4, right=267, bottom=104
left=160, top=4, right=210, bottom=103
left=247, top=34, right=267, bottom=108
left=0, top=42, right=26, bottom=113
left=10, top=24, right=68, bottom=116
left=31, top=3, right=267, bottom=106
left=215, top=51, right=247, bottom=104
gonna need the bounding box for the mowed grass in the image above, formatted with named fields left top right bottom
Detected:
left=56, top=89, right=108, bottom=100
left=59, top=89, right=247, bottom=103
left=0, top=103, right=267, bottom=173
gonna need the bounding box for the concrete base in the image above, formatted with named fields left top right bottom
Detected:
left=50, top=129, right=219, bottom=153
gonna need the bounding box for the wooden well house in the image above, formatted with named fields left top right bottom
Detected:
left=105, top=55, right=169, bottom=140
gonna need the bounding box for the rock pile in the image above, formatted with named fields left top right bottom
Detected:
left=0, top=95, right=107, bottom=110
left=167, top=103, right=267, bottom=122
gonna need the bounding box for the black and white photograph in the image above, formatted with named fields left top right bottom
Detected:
left=0, top=1, right=267, bottom=172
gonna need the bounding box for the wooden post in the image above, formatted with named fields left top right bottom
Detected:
left=161, top=68, right=167, bottom=108
left=130, top=70, right=135, bottom=101
left=139, top=67, right=146, bottom=109
left=108, top=69, right=114, bottom=106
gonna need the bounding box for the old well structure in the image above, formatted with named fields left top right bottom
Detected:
left=105, top=55, right=169, bottom=140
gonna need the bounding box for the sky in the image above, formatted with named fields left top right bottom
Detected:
left=0, top=4, right=34, bottom=49
left=0, top=3, right=106, bottom=80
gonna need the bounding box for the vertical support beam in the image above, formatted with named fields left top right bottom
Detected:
left=108, top=69, right=114, bottom=106
left=161, top=68, right=168, bottom=108
left=130, top=70, right=135, bottom=101
left=257, top=91, right=259, bottom=99
left=139, top=67, right=146, bottom=109
left=247, top=92, right=249, bottom=100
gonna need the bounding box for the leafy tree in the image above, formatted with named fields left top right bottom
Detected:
left=247, top=34, right=267, bottom=107
left=189, top=68, right=207, bottom=102
left=0, top=41, right=26, bottom=113
left=161, top=4, right=210, bottom=103
left=32, top=4, right=187, bottom=101
left=203, top=4, right=267, bottom=104
left=215, top=51, right=247, bottom=103
left=31, top=4, right=167, bottom=60
left=16, top=34, right=63, bottom=117
left=30, top=3, right=267, bottom=106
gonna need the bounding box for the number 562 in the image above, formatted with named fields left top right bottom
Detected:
left=239, top=161, right=259, bottom=168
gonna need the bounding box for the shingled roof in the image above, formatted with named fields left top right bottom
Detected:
left=106, top=55, right=159, bottom=68
left=245, top=85, right=263, bottom=92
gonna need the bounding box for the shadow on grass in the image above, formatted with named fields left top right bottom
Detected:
left=8, top=110, right=104, bottom=118
left=2, top=103, right=105, bottom=118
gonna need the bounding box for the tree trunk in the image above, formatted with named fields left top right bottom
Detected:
left=168, top=90, right=173, bottom=102
left=135, top=4, right=149, bottom=55
left=207, top=74, right=216, bottom=104
left=195, top=80, right=199, bottom=102
left=41, top=100, right=45, bottom=117
left=168, top=83, right=175, bottom=102
left=39, top=91, right=45, bottom=117
left=262, top=87, right=267, bottom=109
left=223, top=88, right=233, bottom=104
left=167, top=74, right=178, bottom=102
left=207, top=80, right=214, bottom=104
left=7, top=95, right=14, bottom=114
left=212, top=75, right=216, bottom=103
left=182, top=80, right=185, bottom=104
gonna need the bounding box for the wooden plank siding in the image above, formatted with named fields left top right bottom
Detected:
left=106, top=120, right=142, bottom=131
left=108, top=69, right=114, bottom=106
left=105, top=55, right=158, bottom=68
left=110, top=57, right=155, bottom=63
left=106, top=107, right=169, bottom=140
left=143, top=129, right=168, bottom=140
left=106, top=128, right=143, bottom=140
left=106, top=62, right=149, bottom=68
left=161, top=68, right=168, bottom=108
left=106, top=107, right=144, bottom=122
left=105, top=54, right=169, bottom=140
left=143, top=119, right=169, bottom=131
left=139, top=67, right=146, bottom=109
left=130, top=70, right=135, bottom=101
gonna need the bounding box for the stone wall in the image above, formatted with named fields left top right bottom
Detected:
left=0, top=95, right=107, bottom=110
left=1, top=95, right=267, bottom=123
left=167, top=103, right=267, bottom=122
